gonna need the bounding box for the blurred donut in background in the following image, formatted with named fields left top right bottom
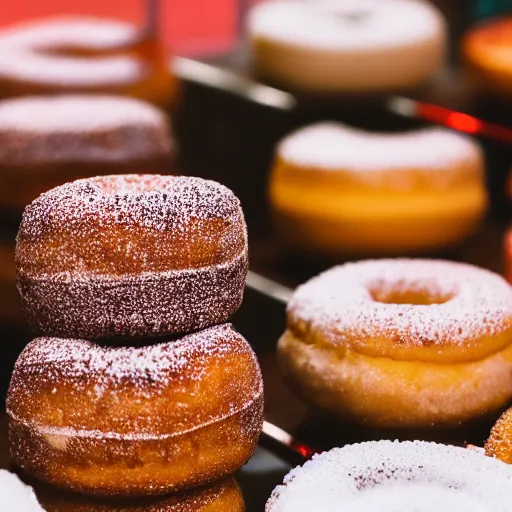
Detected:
left=268, top=122, right=487, bottom=257
left=0, top=16, right=178, bottom=109
left=462, top=17, right=512, bottom=101
left=0, top=94, right=175, bottom=213
left=248, top=0, right=446, bottom=94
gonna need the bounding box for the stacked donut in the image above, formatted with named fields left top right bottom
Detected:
left=6, top=174, right=264, bottom=511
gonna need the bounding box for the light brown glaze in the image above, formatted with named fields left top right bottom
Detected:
left=36, top=477, right=245, bottom=512
left=7, top=324, right=264, bottom=497
left=16, top=174, right=249, bottom=339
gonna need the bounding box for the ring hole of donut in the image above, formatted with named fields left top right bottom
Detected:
left=92, top=175, right=174, bottom=195
left=369, top=281, right=454, bottom=306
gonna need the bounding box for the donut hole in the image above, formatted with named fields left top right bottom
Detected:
left=368, top=280, right=455, bottom=306
left=90, top=175, right=174, bottom=196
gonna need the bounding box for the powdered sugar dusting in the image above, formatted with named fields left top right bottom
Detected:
left=16, top=174, right=248, bottom=338
left=278, top=123, right=483, bottom=189
left=249, top=0, right=444, bottom=49
left=288, top=259, right=512, bottom=360
left=266, top=441, right=512, bottom=512
left=0, top=95, right=173, bottom=167
left=7, top=323, right=263, bottom=436
left=0, top=17, right=145, bottom=88
left=0, top=470, right=44, bottom=512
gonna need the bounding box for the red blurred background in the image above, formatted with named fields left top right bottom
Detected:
left=2, top=0, right=237, bottom=55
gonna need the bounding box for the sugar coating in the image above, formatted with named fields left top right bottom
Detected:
left=278, top=122, right=483, bottom=189
left=0, top=17, right=144, bottom=87
left=0, top=95, right=173, bottom=166
left=266, top=441, right=512, bottom=512
left=486, top=408, right=512, bottom=464
left=288, top=259, right=512, bottom=357
left=7, top=324, right=263, bottom=437
left=16, top=175, right=248, bottom=339
left=0, top=470, right=43, bottom=512
left=249, top=0, right=443, bottom=49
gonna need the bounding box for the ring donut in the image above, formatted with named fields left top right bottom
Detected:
left=16, top=174, right=248, bottom=340
left=0, top=17, right=177, bottom=108
left=7, top=324, right=264, bottom=497
left=266, top=441, right=512, bottom=511
left=278, top=259, right=512, bottom=427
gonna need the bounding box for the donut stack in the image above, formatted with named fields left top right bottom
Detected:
left=6, top=174, right=264, bottom=511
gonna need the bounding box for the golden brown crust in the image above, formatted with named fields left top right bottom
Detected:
left=36, top=477, right=245, bottom=512
left=7, top=325, right=264, bottom=496
left=486, top=408, right=512, bottom=464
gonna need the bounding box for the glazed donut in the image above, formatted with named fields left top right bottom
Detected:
left=0, top=470, right=43, bottom=512
left=462, top=17, right=512, bottom=100
left=269, top=123, right=486, bottom=256
left=0, top=17, right=177, bottom=108
left=278, top=259, right=512, bottom=428
left=36, top=477, right=244, bottom=512
left=0, top=95, right=175, bottom=211
left=7, top=324, right=264, bottom=496
left=16, top=174, right=248, bottom=340
left=266, top=441, right=512, bottom=511
left=248, top=0, right=446, bottom=94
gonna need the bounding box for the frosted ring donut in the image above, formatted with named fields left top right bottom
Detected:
left=16, top=174, right=248, bottom=340
left=0, top=17, right=177, bottom=108
left=248, top=0, right=446, bottom=93
left=269, top=123, right=487, bottom=256
left=7, top=324, right=264, bottom=497
left=36, top=477, right=245, bottom=512
left=278, top=259, right=512, bottom=428
left=266, top=441, right=512, bottom=511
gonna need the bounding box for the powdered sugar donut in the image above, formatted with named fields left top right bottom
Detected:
left=269, top=123, right=486, bottom=256
left=0, top=17, right=177, bottom=108
left=266, top=441, right=512, bottom=511
left=16, top=174, right=248, bottom=340
left=0, top=470, right=44, bottom=512
left=7, top=324, right=264, bottom=497
left=0, top=95, right=174, bottom=211
left=37, top=477, right=245, bottom=512
left=278, top=259, right=512, bottom=427
left=248, top=0, right=446, bottom=93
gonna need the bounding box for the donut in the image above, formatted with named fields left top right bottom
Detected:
left=36, top=477, right=245, bottom=512
left=462, top=17, right=512, bottom=100
left=485, top=408, right=512, bottom=464
left=0, top=95, right=175, bottom=211
left=269, top=123, right=486, bottom=256
left=266, top=440, right=512, bottom=511
left=0, top=470, right=44, bottom=511
left=15, top=174, right=248, bottom=340
left=0, top=17, right=177, bottom=108
left=278, top=259, right=512, bottom=428
left=7, top=324, right=264, bottom=497
left=248, top=0, right=446, bottom=94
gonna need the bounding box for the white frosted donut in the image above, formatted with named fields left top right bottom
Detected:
left=278, top=259, right=512, bottom=427
left=269, top=122, right=487, bottom=255
left=266, top=441, right=512, bottom=511
left=248, top=0, right=446, bottom=93
left=0, top=17, right=176, bottom=106
left=0, top=470, right=44, bottom=511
